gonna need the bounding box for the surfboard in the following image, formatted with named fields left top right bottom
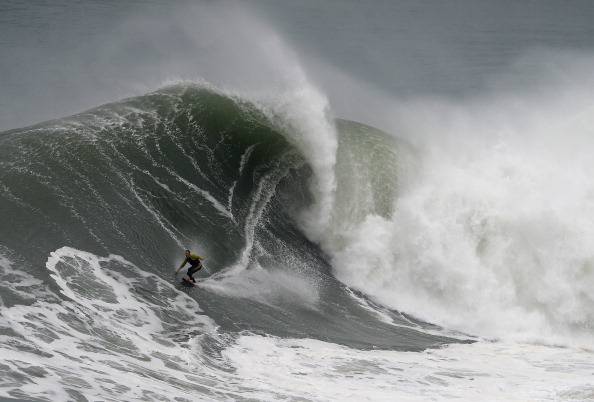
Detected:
left=181, top=277, right=197, bottom=287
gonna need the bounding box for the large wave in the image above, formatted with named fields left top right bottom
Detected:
left=2, top=77, right=594, bottom=349
left=0, top=83, right=454, bottom=351
left=2, top=76, right=594, bottom=399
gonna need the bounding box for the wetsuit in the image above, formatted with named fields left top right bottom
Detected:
left=179, top=253, right=203, bottom=282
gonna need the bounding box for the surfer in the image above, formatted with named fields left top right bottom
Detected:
left=175, top=249, right=204, bottom=284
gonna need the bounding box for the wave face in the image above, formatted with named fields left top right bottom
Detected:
left=0, top=85, right=463, bottom=399
left=0, top=85, right=305, bottom=270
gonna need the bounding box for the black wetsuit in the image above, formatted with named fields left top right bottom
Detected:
left=182, top=254, right=203, bottom=282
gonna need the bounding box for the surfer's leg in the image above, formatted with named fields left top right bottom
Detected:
left=187, top=266, right=199, bottom=283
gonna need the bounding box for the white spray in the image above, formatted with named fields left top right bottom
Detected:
left=324, top=53, right=594, bottom=346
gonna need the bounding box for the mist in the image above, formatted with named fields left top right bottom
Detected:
left=3, top=0, right=594, bottom=132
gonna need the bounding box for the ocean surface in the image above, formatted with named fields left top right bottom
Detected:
left=1, top=1, right=594, bottom=401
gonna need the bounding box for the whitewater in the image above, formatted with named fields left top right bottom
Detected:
left=2, top=1, right=594, bottom=401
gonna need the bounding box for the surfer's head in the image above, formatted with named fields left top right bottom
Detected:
left=185, top=249, right=191, bottom=257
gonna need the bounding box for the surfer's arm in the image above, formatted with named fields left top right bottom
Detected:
left=175, top=257, right=189, bottom=273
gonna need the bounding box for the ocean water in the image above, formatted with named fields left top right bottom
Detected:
left=1, top=1, right=594, bottom=401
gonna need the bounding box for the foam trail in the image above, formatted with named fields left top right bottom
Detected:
left=212, top=161, right=296, bottom=279
left=227, top=144, right=256, bottom=212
